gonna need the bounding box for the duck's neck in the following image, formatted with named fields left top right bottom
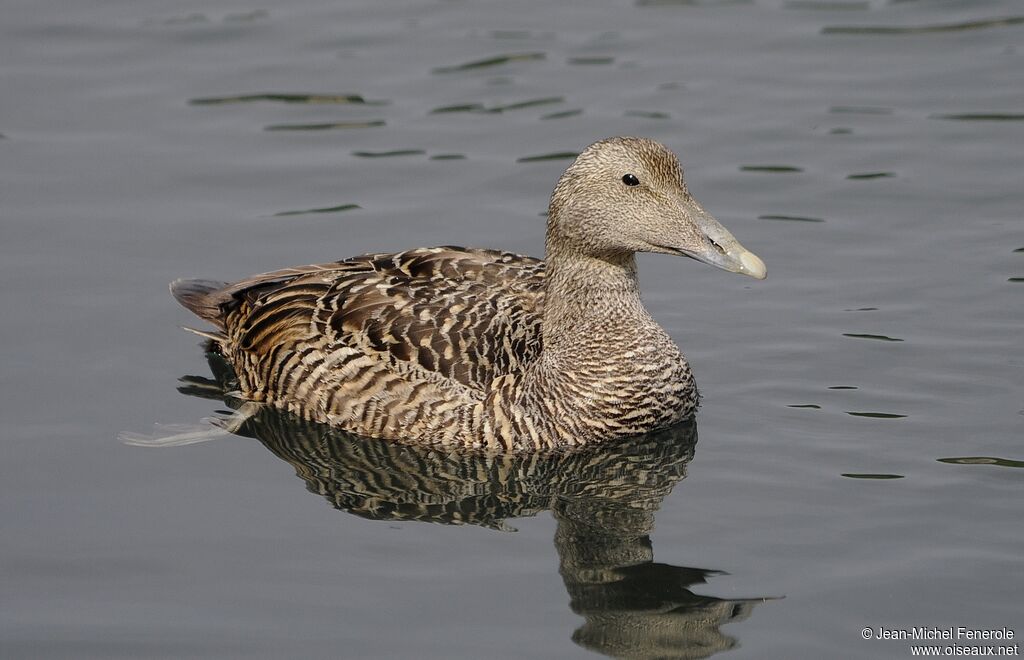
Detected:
left=541, top=243, right=649, bottom=352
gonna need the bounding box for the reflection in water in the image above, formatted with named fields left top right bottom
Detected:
left=180, top=352, right=770, bottom=658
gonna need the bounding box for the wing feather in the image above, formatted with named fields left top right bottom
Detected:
left=191, top=247, right=545, bottom=396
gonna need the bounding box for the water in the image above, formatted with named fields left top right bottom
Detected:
left=2, top=0, right=1021, bottom=657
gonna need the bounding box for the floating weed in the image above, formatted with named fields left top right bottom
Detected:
left=759, top=214, right=825, bottom=223
left=541, top=109, right=583, bottom=120
left=517, top=151, right=580, bottom=163
left=823, top=15, right=1024, bottom=34
left=937, top=456, right=1024, bottom=469
left=846, top=411, right=907, bottom=419
left=829, top=127, right=854, bottom=135
left=433, top=52, right=545, bottom=73
left=930, top=113, right=1024, bottom=122
left=847, top=172, right=894, bottom=180
left=265, top=120, right=385, bottom=131
left=429, top=154, right=466, bottom=161
left=190, top=93, right=381, bottom=106
left=841, top=473, right=905, bottom=479
left=788, top=404, right=822, bottom=409
left=352, top=149, right=425, bottom=158
left=843, top=333, right=903, bottom=342
left=274, top=203, right=361, bottom=217
left=828, top=386, right=858, bottom=390
left=740, top=165, right=803, bottom=173
left=843, top=307, right=879, bottom=312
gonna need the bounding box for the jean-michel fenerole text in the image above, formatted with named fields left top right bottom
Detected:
left=873, top=627, right=1015, bottom=641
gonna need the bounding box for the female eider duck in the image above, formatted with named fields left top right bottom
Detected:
left=172, top=137, right=766, bottom=451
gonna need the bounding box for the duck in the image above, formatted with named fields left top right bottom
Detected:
left=171, top=136, right=766, bottom=451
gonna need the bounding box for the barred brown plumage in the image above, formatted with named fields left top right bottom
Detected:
left=170, top=137, right=766, bottom=450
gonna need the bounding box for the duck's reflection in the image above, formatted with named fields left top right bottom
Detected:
left=182, top=353, right=769, bottom=659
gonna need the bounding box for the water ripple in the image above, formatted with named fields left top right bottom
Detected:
left=823, top=15, right=1024, bottom=35
left=847, top=172, right=894, bottom=180
left=740, top=165, right=803, bottom=173
left=785, top=1, right=869, bottom=9
left=492, top=97, right=563, bottom=112
left=433, top=52, right=545, bottom=73
left=843, top=333, right=903, bottom=342
left=841, top=473, right=905, bottom=479
left=846, top=412, right=907, bottom=419
left=625, top=110, right=671, bottom=119
left=930, top=113, right=1024, bottom=122
left=541, top=109, right=583, bottom=120
left=430, top=97, right=563, bottom=114
left=568, top=56, right=615, bottom=65
left=274, top=204, right=361, bottom=217
left=517, top=151, right=579, bottom=163
left=759, top=214, right=824, bottom=223
left=352, top=149, right=425, bottom=158
left=937, top=456, right=1024, bottom=469
left=636, top=0, right=753, bottom=6
left=190, top=93, right=383, bottom=106
left=264, top=120, right=385, bottom=131
left=829, top=106, right=893, bottom=115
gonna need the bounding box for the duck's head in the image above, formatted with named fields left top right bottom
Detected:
left=547, top=136, right=766, bottom=279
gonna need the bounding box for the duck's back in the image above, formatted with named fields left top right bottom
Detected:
left=172, top=247, right=546, bottom=442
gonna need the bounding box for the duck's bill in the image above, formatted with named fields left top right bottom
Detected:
left=685, top=208, right=767, bottom=279
left=649, top=196, right=767, bottom=279
left=686, top=238, right=767, bottom=280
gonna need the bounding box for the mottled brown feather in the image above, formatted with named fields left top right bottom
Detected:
left=170, top=137, right=766, bottom=450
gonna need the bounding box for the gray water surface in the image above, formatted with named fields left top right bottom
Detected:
left=2, top=0, right=1022, bottom=658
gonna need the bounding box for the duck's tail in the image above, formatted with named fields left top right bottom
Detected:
left=119, top=401, right=262, bottom=448
left=170, top=279, right=230, bottom=330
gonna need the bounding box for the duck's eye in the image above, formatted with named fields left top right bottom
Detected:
left=621, top=173, right=640, bottom=187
